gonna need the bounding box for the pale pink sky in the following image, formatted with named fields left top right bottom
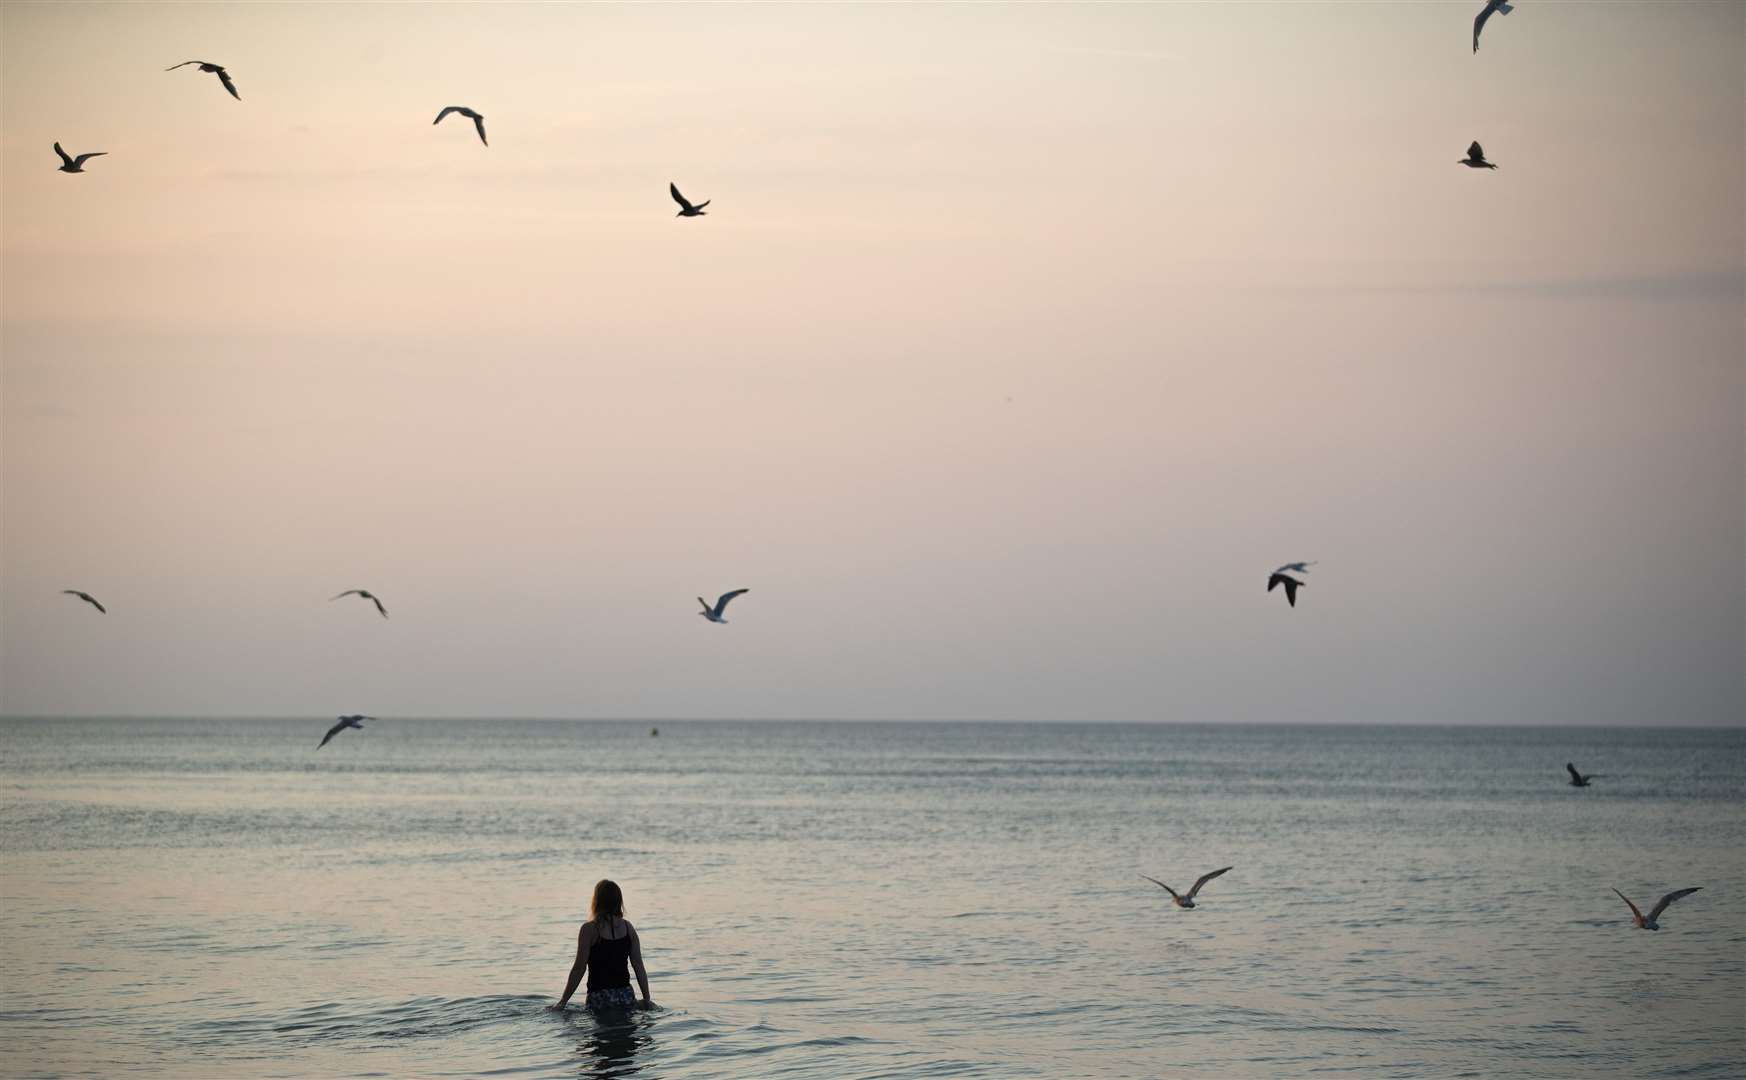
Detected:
left=3, top=2, right=1741, bottom=723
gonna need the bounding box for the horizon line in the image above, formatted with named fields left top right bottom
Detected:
left=1, top=713, right=1741, bottom=731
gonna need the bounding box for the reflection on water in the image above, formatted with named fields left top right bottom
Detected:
left=572, top=1008, right=655, bottom=1078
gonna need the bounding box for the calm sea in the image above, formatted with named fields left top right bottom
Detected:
left=1, top=719, right=1742, bottom=1079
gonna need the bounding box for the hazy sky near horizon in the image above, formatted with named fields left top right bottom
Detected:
left=2, top=2, right=1741, bottom=724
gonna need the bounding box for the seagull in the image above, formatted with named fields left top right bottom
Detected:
left=1566, top=762, right=1604, bottom=787
left=697, top=589, right=748, bottom=624
left=318, top=714, right=375, bottom=749
left=62, top=589, right=107, bottom=613
left=670, top=182, right=710, bottom=217
left=434, top=106, right=487, bottom=147
left=1473, top=0, right=1515, bottom=54
left=53, top=143, right=106, bottom=173
left=1141, top=867, right=1233, bottom=909
left=1275, top=561, right=1317, bottom=575
left=1267, top=571, right=1305, bottom=608
left=331, top=589, right=388, bottom=618
left=1459, top=141, right=1499, bottom=170
left=165, top=60, right=240, bottom=100
left=1612, top=886, right=1701, bottom=931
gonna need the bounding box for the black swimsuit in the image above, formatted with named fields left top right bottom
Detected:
left=584, top=921, right=636, bottom=1009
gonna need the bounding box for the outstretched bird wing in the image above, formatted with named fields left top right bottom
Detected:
left=1566, top=763, right=1585, bottom=783
left=165, top=60, right=204, bottom=71
left=670, top=182, right=696, bottom=213
left=471, top=114, right=488, bottom=146
left=1647, top=887, right=1701, bottom=922
left=1140, top=875, right=1181, bottom=900
left=697, top=596, right=712, bottom=614
left=215, top=67, right=240, bottom=100
left=72, top=152, right=108, bottom=168
left=713, top=588, right=749, bottom=616
left=1612, top=888, right=1644, bottom=923
left=331, top=589, right=363, bottom=600
left=1473, top=3, right=1492, bottom=53
left=1468, top=141, right=1485, bottom=162
left=369, top=594, right=388, bottom=618
left=1188, top=866, right=1232, bottom=899
left=434, top=106, right=461, bottom=124
left=53, top=142, right=73, bottom=168
left=317, top=719, right=348, bottom=748
left=1282, top=579, right=1300, bottom=607
left=63, top=590, right=106, bottom=613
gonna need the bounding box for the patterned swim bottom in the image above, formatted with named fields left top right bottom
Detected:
left=584, top=986, right=638, bottom=1011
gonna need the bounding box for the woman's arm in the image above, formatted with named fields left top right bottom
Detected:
left=550, top=924, right=594, bottom=1009
left=628, top=925, right=653, bottom=1005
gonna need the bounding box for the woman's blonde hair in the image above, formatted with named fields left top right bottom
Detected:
left=590, top=879, right=624, bottom=926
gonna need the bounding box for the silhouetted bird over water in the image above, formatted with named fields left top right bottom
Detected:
left=1141, top=867, right=1233, bottom=909
left=166, top=60, right=240, bottom=100
left=53, top=143, right=106, bottom=173
left=62, top=590, right=107, bottom=613
left=331, top=589, right=389, bottom=618
left=1473, top=0, right=1515, bottom=54
left=697, top=589, right=748, bottom=624
left=1459, top=141, right=1498, bottom=169
left=434, top=106, right=488, bottom=146
left=1566, top=763, right=1603, bottom=787
left=318, top=715, right=374, bottom=748
left=1612, top=886, right=1701, bottom=931
left=670, top=182, right=710, bottom=217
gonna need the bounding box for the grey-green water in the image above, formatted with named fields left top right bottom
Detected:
left=2, top=719, right=1742, bottom=1078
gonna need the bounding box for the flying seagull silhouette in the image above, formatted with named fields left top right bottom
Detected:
left=670, top=182, right=710, bottom=217
left=318, top=714, right=374, bottom=749
left=1459, top=141, right=1498, bottom=170
left=434, top=106, right=487, bottom=147
left=697, top=589, right=748, bottom=624
left=53, top=143, right=107, bottom=174
left=1141, top=867, right=1233, bottom=909
left=165, top=60, right=240, bottom=100
left=1566, top=763, right=1604, bottom=787
left=1612, top=886, right=1701, bottom=931
left=62, top=590, right=107, bottom=613
left=331, top=589, right=388, bottom=618
left=1267, top=571, right=1305, bottom=608
left=1473, top=0, right=1514, bottom=54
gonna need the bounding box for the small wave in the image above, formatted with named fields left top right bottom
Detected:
left=184, top=993, right=548, bottom=1048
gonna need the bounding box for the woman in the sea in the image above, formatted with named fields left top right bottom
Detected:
left=549, top=879, right=654, bottom=1011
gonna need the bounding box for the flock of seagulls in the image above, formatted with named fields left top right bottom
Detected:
left=52, top=61, right=707, bottom=208
left=47, top=6, right=1708, bottom=940
left=1462, top=1, right=1518, bottom=169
